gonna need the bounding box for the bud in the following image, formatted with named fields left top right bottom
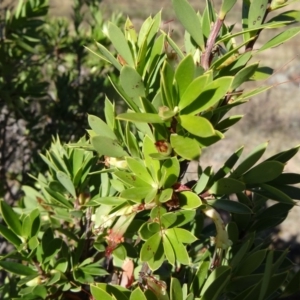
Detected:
left=155, top=140, right=172, bottom=156
left=270, top=0, right=288, bottom=10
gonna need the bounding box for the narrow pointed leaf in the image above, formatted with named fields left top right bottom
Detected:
left=0, top=201, right=22, bottom=237
left=209, top=178, right=245, bottom=195
left=171, top=0, right=204, bottom=50
left=117, top=113, right=164, bottom=124
left=242, top=161, right=284, bottom=184
left=258, top=27, right=300, bottom=52
left=108, top=22, right=134, bottom=67
left=207, top=199, right=252, bottom=214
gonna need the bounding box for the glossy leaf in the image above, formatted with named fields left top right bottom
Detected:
left=182, top=77, right=233, bottom=115
left=242, top=161, right=284, bottom=184
left=215, top=115, right=243, bottom=132
left=171, top=277, right=183, bottom=300
left=236, top=250, right=267, bottom=276
left=207, top=199, right=252, bottom=214
left=209, top=178, right=245, bottom=195
left=179, top=115, right=215, bottom=137
left=0, top=261, right=37, bottom=276
left=194, top=166, right=212, bottom=194
left=0, top=224, right=22, bottom=247
left=164, top=234, right=176, bottom=266
left=90, top=285, right=113, bottom=300
left=230, top=63, right=259, bottom=91
left=175, top=54, right=195, bottom=98
left=214, top=146, right=244, bottom=181
left=130, top=287, right=147, bottom=300
left=200, top=266, right=231, bottom=300
left=170, top=134, right=201, bottom=160
left=0, top=200, right=22, bottom=237
left=177, top=191, right=202, bottom=209
left=160, top=157, right=180, bottom=188
left=258, top=183, right=294, bottom=204
left=230, top=142, right=269, bottom=178
left=178, top=74, right=209, bottom=110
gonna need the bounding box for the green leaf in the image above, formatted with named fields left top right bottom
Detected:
left=120, top=66, right=146, bottom=99
left=109, top=77, right=140, bottom=112
left=258, top=27, right=300, bottom=52
left=230, top=63, right=259, bottom=91
left=170, top=134, right=201, bottom=160
left=179, top=115, right=215, bottom=137
left=0, top=224, right=22, bottom=247
left=90, top=285, right=113, bottom=300
left=125, top=159, right=153, bottom=186
left=230, top=142, right=269, bottom=178
left=175, top=54, right=195, bottom=98
left=171, top=277, right=183, bottom=300
left=0, top=201, right=22, bottom=237
left=108, top=22, right=134, bottom=67
left=171, top=0, right=204, bottom=50
left=56, top=171, right=76, bottom=198
left=269, top=173, right=300, bottom=185
left=88, top=115, right=116, bottom=140
left=130, top=287, right=147, bottom=300
left=91, top=136, right=128, bottom=158
left=230, top=239, right=251, bottom=269
left=178, top=74, right=209, bottom=110
left=215, top=115, right=243, bottom=132
left=209, top=178, right=245, bottom=195
left=220, top=0, right=238, bottom=19
left=194, top=166, right=212, bottom=194
left=141, top=232, right=162, bottom=262
left=160, top=157, right=180, bottom=188
left=251, top=66, right=273, bottom=81
left=172, top=228, right=197, bottom=243
left=0, top=261, right=37, bottom=276
left=94, top=43, right=122, bottom=70
left=266, top=144, right=300, bottom=163
left=45, top=187, right=73, bottom=208
left=164, top=234, right=176, bottom=266
left=165, top=229, right=190, bottom=265
left=207, top=199, right=252, bottom=214
left=258, top=183, right=294, bottom=204
left=259, top=251, right=273, bottom=300
left=182, top=77, right=233, bottom=115
left=236, top=250, right=267, bottom=276
left=159, top=188, right=173, bottom=203
left=200, top=266, right=231, bottom=300
left=248, top=0, right=269, bottom=30
left=120, top=186, right=156, bottom=203
left=214, top=146, right=244, bottom=181
left=191, top=261, right=210, bottom=295
left=117, top=112, right=164, bottom=123
left=143, top=136, right=160, bottom=183
left=242, top=161, right=284, bottom=184
left=177, top=191, right=202, bottom=209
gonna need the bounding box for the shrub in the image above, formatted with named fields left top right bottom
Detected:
left=1, top=0, right=300, bottom=299
left=0, top=0, right=122, bottom=200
